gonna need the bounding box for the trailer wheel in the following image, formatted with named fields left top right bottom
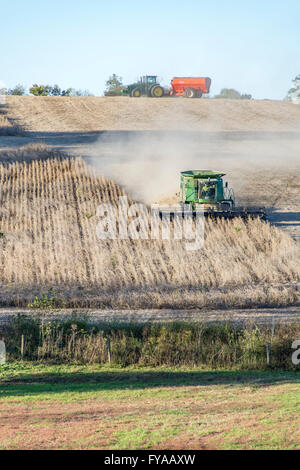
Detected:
left=131, top=88, right=142, bottom=97
left=196, top=90, right=203, bottom=98
left=151, top=85, right=164, bottom=98
left=185, top=88, right=196, bottom=98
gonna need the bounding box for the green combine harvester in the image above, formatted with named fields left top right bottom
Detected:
left=159, top=171, right=266, bottom=220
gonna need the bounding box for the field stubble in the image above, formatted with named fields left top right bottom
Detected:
left=0, top=103, right=23, bottom=137
left=0, top=148, right=299, bottom=309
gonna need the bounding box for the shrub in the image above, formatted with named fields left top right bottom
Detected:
left=2, top=317, right=299, bottom=370
left=215, top=88, right=252, bottom=100
left=104, top=74, right=123, bottom=96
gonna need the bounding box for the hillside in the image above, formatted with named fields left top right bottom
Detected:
left=3, top=95, right=300, bottom=132
left=1, top=96, right=299, bottom=242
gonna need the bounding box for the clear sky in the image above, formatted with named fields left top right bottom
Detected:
left=1, top=0, right=299, bottom=99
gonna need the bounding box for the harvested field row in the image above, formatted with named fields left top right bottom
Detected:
left=0, top=149, right=299, bottom=308
left=0, top=104, right=23, bottom=136
left=4, top=96, right=300, bottom=132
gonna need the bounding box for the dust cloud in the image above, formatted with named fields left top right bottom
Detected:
left=89, top=99, right=300, bottom=206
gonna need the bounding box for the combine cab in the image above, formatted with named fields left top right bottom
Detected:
left=159, top=171, right=266, bottom=220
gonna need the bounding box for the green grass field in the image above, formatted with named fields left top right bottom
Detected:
left=0, top=363, right=299, bottom=450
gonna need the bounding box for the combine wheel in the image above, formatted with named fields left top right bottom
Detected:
left=185, top=88, right=197, bottom=98
left=150, top=85, right=164, bottom=98
left=131, top=88, right=142, bottom=97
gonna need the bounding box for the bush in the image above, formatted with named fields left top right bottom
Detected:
left=29, top=84, right=94, bottom=97
left=28, top=288, right=65, bottom=309
left=29, top=84, right=53, bottom=96
left=215, top=88, right=252, bottom=100
left=7, top=84, right=26, bottom=96
left=2, top=316, right=299, bottom=370
left=104, top=74, right=123, bottom=96
left=286, top=75, right=300, bottom=102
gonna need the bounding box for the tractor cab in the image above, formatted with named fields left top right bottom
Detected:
left=180, top=170, right=235, bottom=210
left=123, top=75, right=164, bottom=98
left=139, top=75, right=160, bottom=95
left=141, top=75, right=157, bottom=85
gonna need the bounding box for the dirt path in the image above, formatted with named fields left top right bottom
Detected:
left=0, top=306, right=300, bottom=327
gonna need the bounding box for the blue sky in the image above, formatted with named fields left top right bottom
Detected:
left=1, top=0, right=299, bottom=99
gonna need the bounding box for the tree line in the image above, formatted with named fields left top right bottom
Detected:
left=104, top=73, right=300, bottom=100
left=1, top=75, right=299, bottom=100
left=0, top=84, right=93, bottom=96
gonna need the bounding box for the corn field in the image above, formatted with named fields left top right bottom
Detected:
left=0, top=151, right=299, bottom=308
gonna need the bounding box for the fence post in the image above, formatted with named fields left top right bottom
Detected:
left=266, top=343, right=270, bottom=366
left=21, top=335, right=25, bottom=361
left=271, top=316, right=275, bottom=343
left=107, top=338, right=111, bottom=364
left=0, top=340, right=6, bottom=364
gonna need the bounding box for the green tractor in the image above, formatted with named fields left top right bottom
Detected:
left=160, top=171, right=266, bottom=220
left=121, top=75, right=165, bottom=98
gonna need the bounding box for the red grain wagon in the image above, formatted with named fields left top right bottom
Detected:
left=170, top=77, right=211, bottom=98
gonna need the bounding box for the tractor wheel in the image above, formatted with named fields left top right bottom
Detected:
left=131, top=88, right=142, bottom=98
left=196, top=90, right=203, bottom=98
left=150, top=85, right=164, bottom=98
left=185, top=88, right=196, bottom=98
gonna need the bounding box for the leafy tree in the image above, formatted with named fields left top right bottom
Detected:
left=286, top=75, right=300, bottom=102
left=215, top=88, right=252, bottom=100
left=61, top=88, right=73, bottom=96
left=104, top=74, right=123, bottom=96
left=7, top=84, right=26, bottom=95
left=50, top=84, right=62, bottom=96
left=70, top=89, right=94, bottom=96
left=29, top=84, right=52, bottom=96
left=0, top=85, right=26, bottom=95
left=29, top=84, right=95, bottom=97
